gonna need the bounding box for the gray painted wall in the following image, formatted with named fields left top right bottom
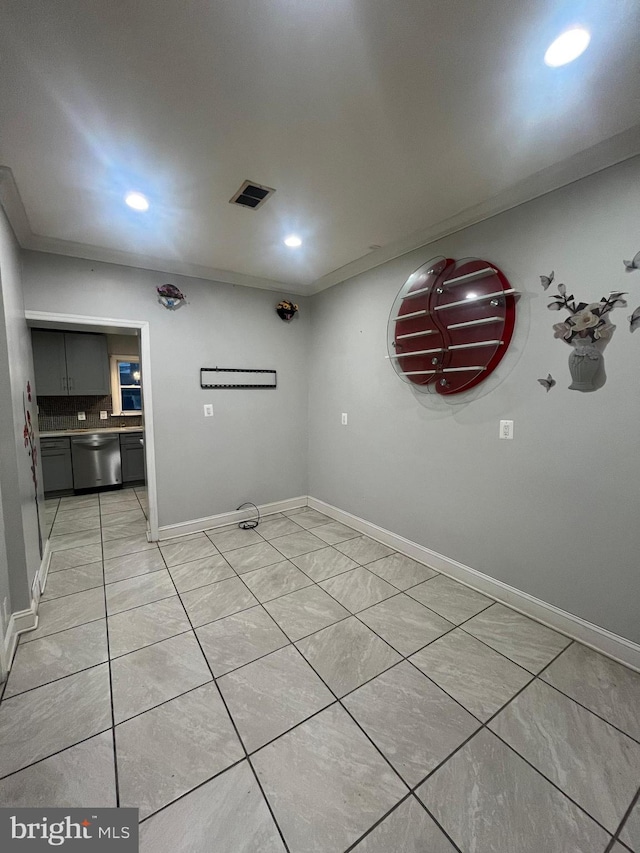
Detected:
left=22, top=254, right=309, bottom=527
left=308, top=155, right=640, bottom=644
left=0, top=205, right=42, bottom=615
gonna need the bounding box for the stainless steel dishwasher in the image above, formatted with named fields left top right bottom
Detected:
left=70, top=433, right=122, bottom=490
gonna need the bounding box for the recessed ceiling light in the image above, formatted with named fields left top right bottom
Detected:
left=544, top=27, right=590, bottom=67
left=284, top=235, right=302, bottom=248
left=125, top=191, right=149, bottom=211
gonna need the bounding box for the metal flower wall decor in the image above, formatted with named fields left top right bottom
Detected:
left=546, top=279, right=627, bottom=392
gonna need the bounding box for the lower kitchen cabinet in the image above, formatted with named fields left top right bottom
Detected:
left=120, top=432, right=145, bottom=483
left=41, top=437, right=73, bottom=492
left=41, top=431, right=145, bottom=493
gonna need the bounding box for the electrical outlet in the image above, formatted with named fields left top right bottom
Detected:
left=203, top=404, right=213, bottom=418
left=341, top=413, right=348, bottom=425
left=100, top=410, right=108, bottom=420
left=77, top=411, right=86, bottom=421
left=499, top=419, right=514, bottom=440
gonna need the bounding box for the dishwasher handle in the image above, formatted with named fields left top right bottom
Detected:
left=71, top=436, right=120, bottom=449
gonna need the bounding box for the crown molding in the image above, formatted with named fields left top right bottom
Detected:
left=0, top=165, right=305, bottom=295
left=24, top=232, right=301, bottom=295
left=0, top=166, right=32, bottom=245
left=309, top=123, right=640, bottom=294
left=4, top=124, right=640, bottom=297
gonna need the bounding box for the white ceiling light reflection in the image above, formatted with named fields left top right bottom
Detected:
left=284, top=235, right=302, bottom=248
left=544, top=28, right=591, bottom=67
left=125, top=191, right=150, bottom=211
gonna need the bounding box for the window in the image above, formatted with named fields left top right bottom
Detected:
left=110, top=355, right=142, bottom=415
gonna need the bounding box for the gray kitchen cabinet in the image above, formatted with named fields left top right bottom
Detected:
left=64, top=333, right=110, bottom=395
left=31, top=330, right=110, bottom=396
left=31, top=330, right=68, bottom=396
left=41, top=437, right=73, bottom=493
left=120, top=432, right=145, bottom=483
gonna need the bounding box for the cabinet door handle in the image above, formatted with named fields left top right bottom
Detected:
left=61, top=377, right=67, bottom=391
left=68, top=377, right=74, bottom=391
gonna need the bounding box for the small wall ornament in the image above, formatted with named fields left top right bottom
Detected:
left=547, top=281, right=627, bottom=392
left=276, top=300, right=298, bottom=321
left=157, top=283, right=186, bottom=310
left=537, top=374, right=556, bottom=392
left=623, top=250, right=640, bottom=272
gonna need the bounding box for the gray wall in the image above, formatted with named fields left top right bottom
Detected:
left=308, top=155, right=640, bottom=644
left=0, top=205, right=42, bottom=616
left=22, top=254, right=309, bottom=527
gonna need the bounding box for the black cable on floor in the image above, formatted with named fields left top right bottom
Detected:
left=236, top=501, right=260, bottom=530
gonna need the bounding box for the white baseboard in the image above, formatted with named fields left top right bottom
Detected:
left=3, top=601, right=38, bottom=673
left=36, top=539, right=51, bottom=599
left=1, top=543, right=50, bottom=678
left=157, top=496, right=309, bottom=540
left=308, top=496, right=640, bottom=673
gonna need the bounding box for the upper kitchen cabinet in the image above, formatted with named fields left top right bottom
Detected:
left=64, top=332, right=110, bottom=395
left=31, top=330, right=68, bottom=395
left=31, top=330, right=110, bottom=396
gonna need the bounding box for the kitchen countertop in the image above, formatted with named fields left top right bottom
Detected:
left=40, top=427, right=143, bottom=438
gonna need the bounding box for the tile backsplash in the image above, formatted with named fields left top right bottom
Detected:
left=37, top=395, right=143, bottom=432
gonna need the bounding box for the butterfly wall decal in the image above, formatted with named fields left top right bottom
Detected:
left=537, top=374, right=556, bottom=392
left=539, top=271, right=555, bottom=290
left=629, top=306, right=640, bottom=333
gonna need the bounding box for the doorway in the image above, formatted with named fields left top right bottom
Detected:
left=24, top=310, right=159, bottom=541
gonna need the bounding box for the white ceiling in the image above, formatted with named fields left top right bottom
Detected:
left=1, top=0, right=639, bottom=294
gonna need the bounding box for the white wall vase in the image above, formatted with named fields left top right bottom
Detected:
left=567, top=342, right=603, bottom=392
left=548, top=285, right=625, bottom=393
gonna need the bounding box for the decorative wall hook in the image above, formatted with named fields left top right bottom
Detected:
left=157, top=283, right=186, bottom=310
left=276, top=300, right=298, bottom=321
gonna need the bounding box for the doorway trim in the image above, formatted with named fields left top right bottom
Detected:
left=24, top=310, right=159, bottom=540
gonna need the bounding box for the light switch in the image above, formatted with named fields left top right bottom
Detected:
left=203, top=404, right=213, bottom=417
left=499, top=419, right=514, bottom=440
left=341, top=413, right=348, bottom=425
left=77, top=411, right=86, bottom=421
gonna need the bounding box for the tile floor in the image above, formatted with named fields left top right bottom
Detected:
left=0, top=489, right=639, bottom=852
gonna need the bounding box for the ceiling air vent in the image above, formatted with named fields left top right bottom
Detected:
left=229, top=180, right=276, bottom=210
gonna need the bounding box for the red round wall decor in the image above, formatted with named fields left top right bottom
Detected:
left=387, top=256, right=517, bottom=395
